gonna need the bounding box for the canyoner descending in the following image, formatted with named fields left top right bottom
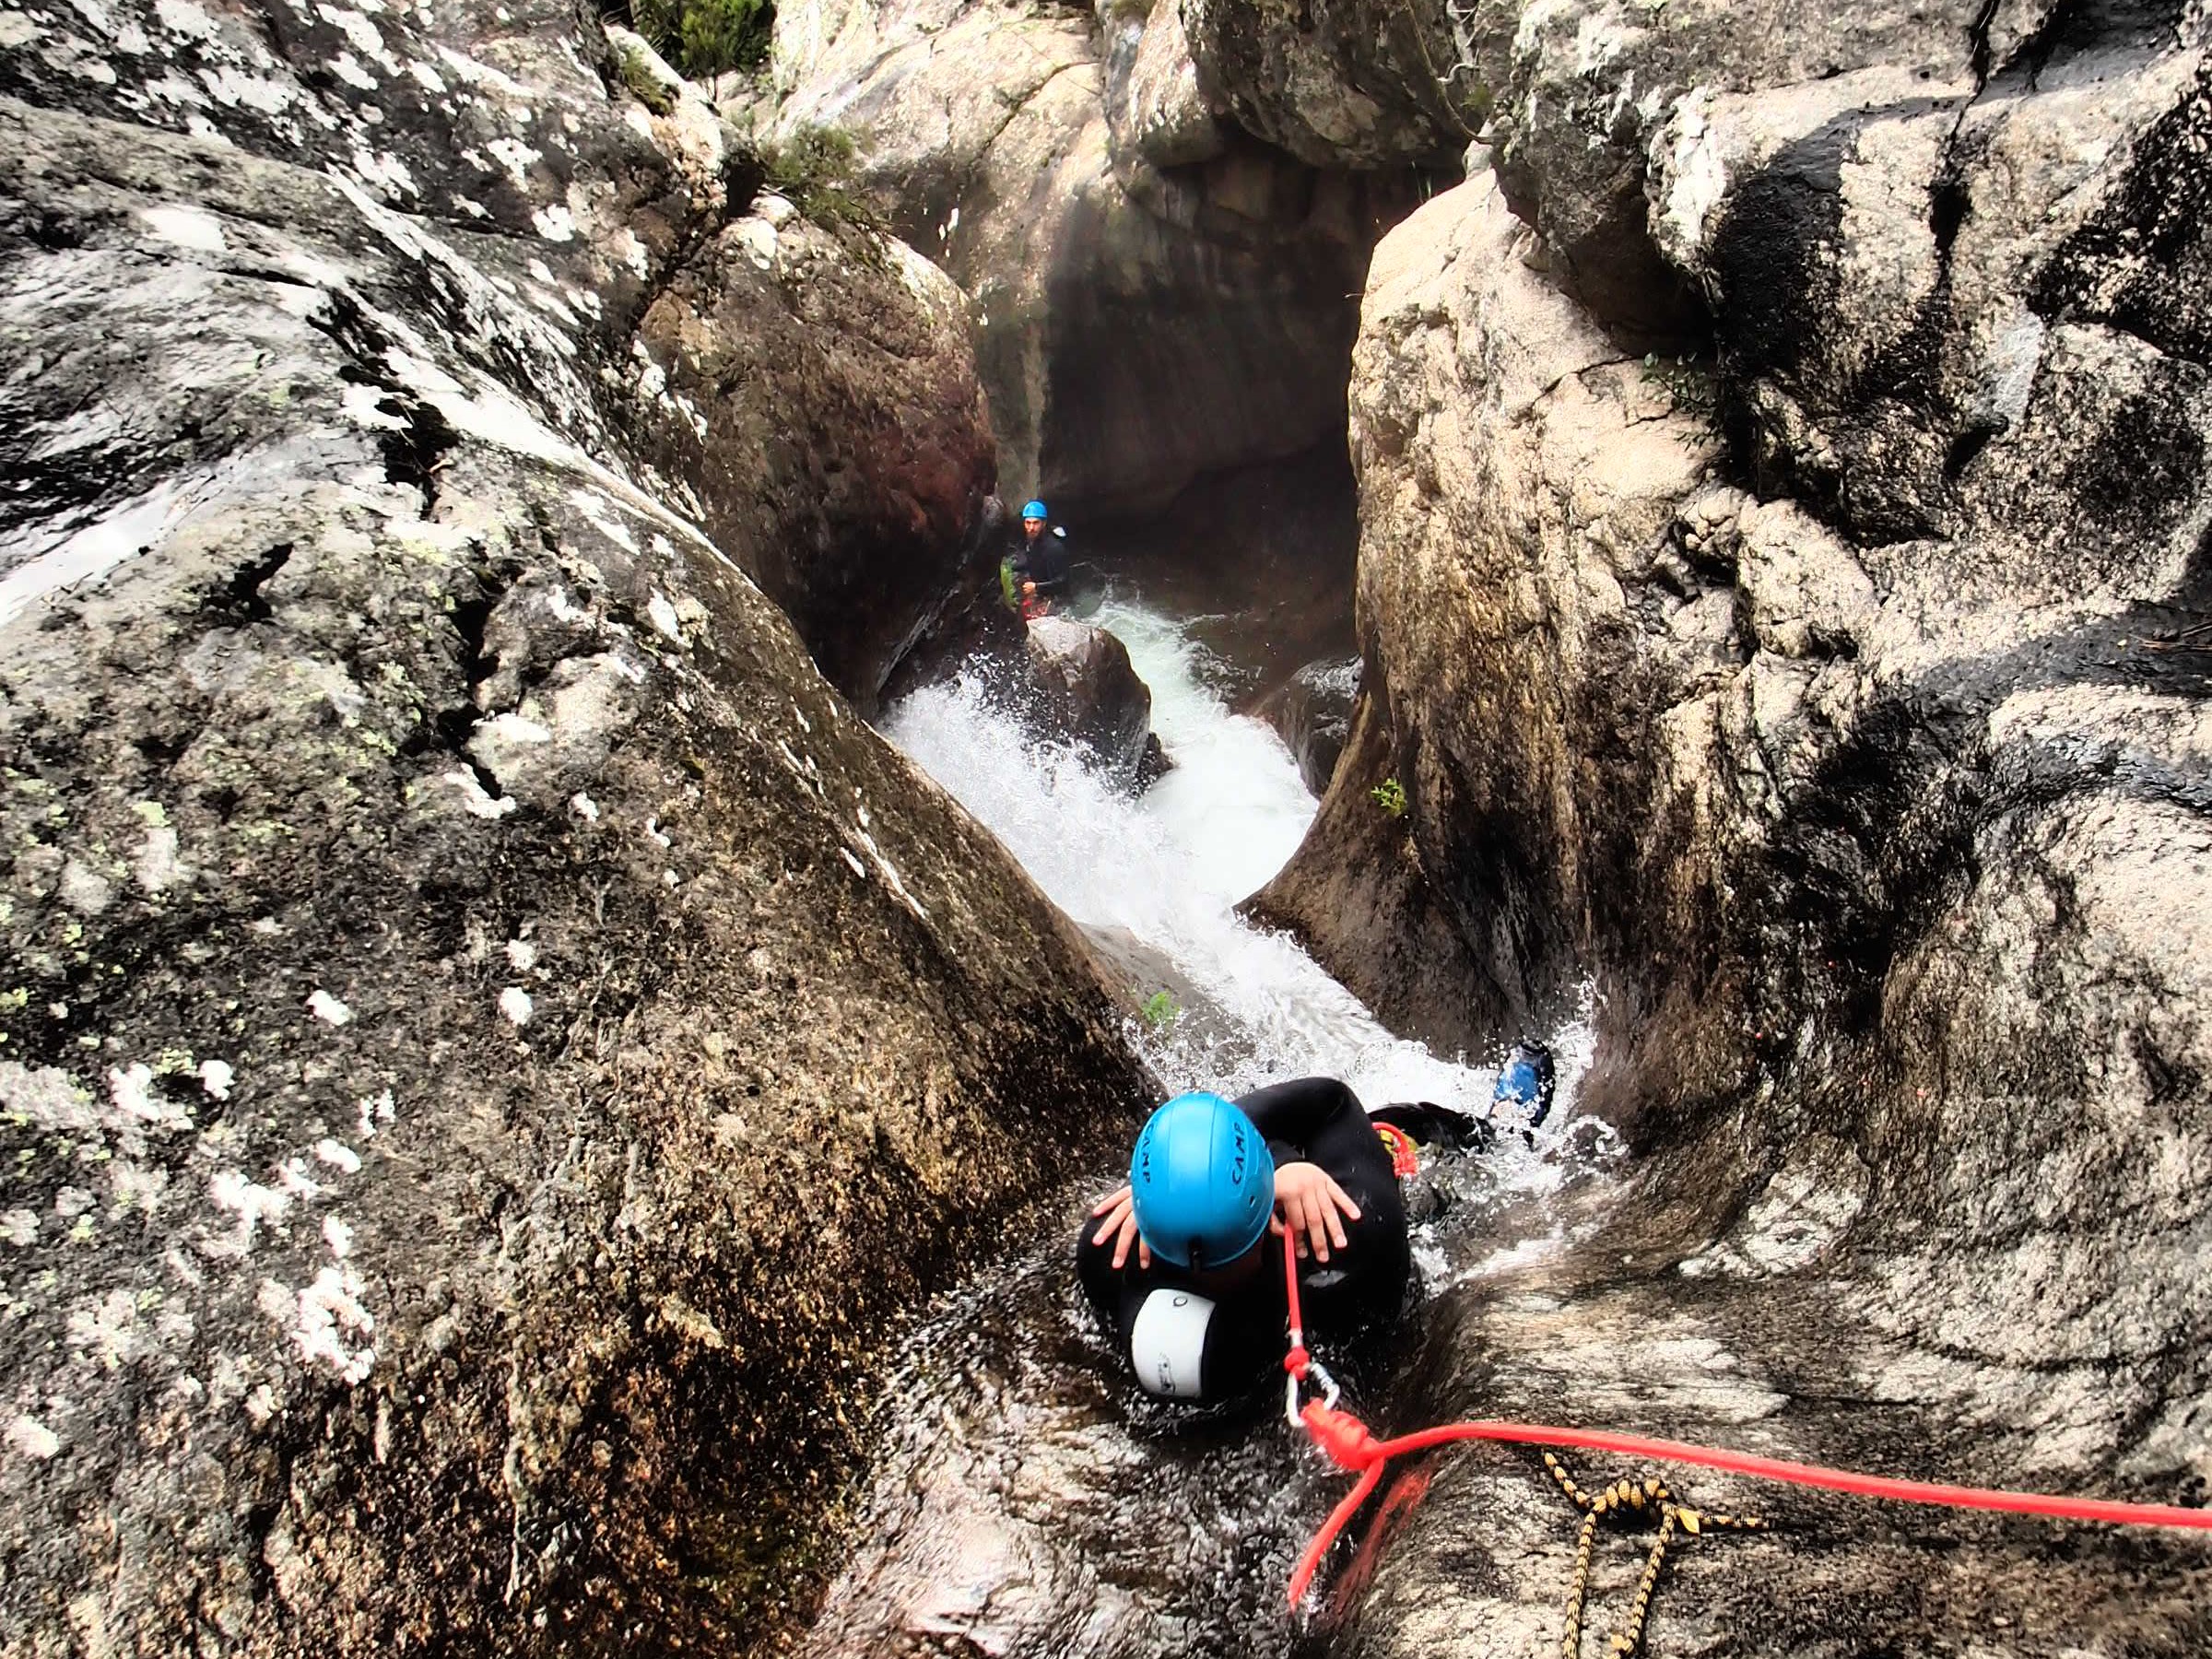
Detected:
left=1080, top=1080, right=1418, bottom=1406
left=871, top=590, right=2212, bottom=1657
left=793, top=591, right=1619, bottom=1656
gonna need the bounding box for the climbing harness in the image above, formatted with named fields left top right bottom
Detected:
left=1542, top=1452, right=1762, bottom=1658
left=1277, top=1229, right=2212, bottom=1620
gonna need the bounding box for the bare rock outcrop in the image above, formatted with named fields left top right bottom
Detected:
left=0, top=4, right=1148, bottom=1653
left=1253, top=653, right=1359, bottom=794
left=1021, top=615, right=1160, bottom=783
left=1177, top=0, right=1485, bottom=169
left=764, top=0, right=1418, bottom=514
left=1259, top=14, right=2212, bottom=1654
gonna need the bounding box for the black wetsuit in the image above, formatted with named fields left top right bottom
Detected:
left=1076, top=1077, right=1410, bottom=1403
left=1008, top=522, right=1072, bottom=594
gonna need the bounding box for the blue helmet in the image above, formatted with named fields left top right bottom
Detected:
left=1130, top=1092, right=1274, bottom=1269
left=1493, top=1039, right=1558, bottom=1127
left=1021, top=500, right=1049, bottom=521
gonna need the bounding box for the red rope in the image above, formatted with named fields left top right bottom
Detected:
left=1276, top=1231, right=2212, bottom=1608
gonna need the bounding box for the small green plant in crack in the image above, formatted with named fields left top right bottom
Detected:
left=1140, top=991, right=1179, bottom=1029
left=759, top=124, right=886, bottom=232
left=626, top=0, right=774, bottom=80
left=1640, top=351, right=1716, bottom=417
left=612, top=38, right=677, bottom=115
left=1370, top=777, right=1407, bottom=818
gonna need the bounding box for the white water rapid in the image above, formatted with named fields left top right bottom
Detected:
left=884, top=595, right=1553, bottom=1118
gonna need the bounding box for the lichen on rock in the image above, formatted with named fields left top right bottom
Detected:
left=0, top=2, right=1150, bottom=1652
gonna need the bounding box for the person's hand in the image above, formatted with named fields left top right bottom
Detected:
left=1089, top=1184, right=1151, bottom=1271
left=1268, top=1161, right=1360, bottom=1264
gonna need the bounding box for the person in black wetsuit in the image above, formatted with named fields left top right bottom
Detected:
left=1076, top=1078, right=1411, bottom=1404
left=1006, top=499, right=1072, bottom=599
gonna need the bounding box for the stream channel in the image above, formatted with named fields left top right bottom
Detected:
left=814, top=590, right=1622, bottom=1656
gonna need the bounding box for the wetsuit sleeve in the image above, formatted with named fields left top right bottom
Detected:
left=1235, top=1077, right=1411, bottom=1339
left=1239, top=1076, right=1364, bottom=1163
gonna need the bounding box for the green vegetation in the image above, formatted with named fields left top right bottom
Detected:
left=757, top=124, right=884, bottom=234
left=627, top=0, right=774, bottom=81
left=1371, top=777, right=1407, bottom=818
left=1141, top=991, right=1179, bottom=1029
left=612, top=37, right=677, bottom=115
left=1640, top=351, right=1716, bottom=417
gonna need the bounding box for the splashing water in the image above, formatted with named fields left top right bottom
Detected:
left=824, top=599, right=1614, bottom=1658
left=885, top=595, right=1513, bottom=1112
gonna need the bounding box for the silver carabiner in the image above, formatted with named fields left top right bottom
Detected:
left=1286, top=1358, right=1342, bottom=1427
left=1308, top=1358, right=1341, bottom=1412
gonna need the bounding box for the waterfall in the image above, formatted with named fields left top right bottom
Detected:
left=883, top=595, right=1545, bottom=1114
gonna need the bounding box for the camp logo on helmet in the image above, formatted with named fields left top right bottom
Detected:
left=1128, top=1092, right=1276, bottom=1270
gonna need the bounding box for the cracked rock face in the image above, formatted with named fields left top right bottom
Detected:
left=1261, top=12, right=2212, bottom=1653
left=1177, top=0, right=1488, bottom=170
left=4, top=0, right=995, bottom=715
left=0, top=2, right=1148, bottom=1653
left=766, top=0, right=1418, bottom=514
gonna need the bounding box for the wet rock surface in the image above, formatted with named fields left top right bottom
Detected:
left=1354, top=1192, right=2212, bottom=1659
left=1258, top=11, right=2212, bottom=1654
left=794, top=1229, right=1323, bottom=1659
left=1021, top=614, right=1163, bottom=785
left=800, top=1141, right=1622, bottom=1658
left=0, top=4, right=1150, bottom=1653
left=1248, top=693, right=1514, bottom=1061
left=1253, top=655, right=1359, bottom=795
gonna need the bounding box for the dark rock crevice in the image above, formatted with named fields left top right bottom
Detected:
left=769, top=0, right=1436, bottom=524
left=2030, top=55, right=2212, bottom=369
left=203, top=542, right=296, bottom=625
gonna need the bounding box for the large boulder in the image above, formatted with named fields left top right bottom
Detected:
left=763, top=0, right=1418, bottom=515
left=1254, top=653, right=1359, bottom=794
left=1177, top=0, right=1488, bottom=169
left=0, top=5, right=1149, bottom=1653
left=623, top=185, right=996, bottom=714
left=1262, top=18, right=2212, bottom=1652
left=1021, top=614, right=1163, bottom=784
left=1168, top=0, right=2043, bottom=338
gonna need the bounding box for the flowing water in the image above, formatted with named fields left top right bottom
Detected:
left=815, top=596, right=1618, bottom=1657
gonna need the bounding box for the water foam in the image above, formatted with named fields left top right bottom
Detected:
left=882, top=597, right=1513, bottom=1113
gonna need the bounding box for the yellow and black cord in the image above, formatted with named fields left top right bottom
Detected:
left=1542, top=1453, right=1765, bottom=1658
